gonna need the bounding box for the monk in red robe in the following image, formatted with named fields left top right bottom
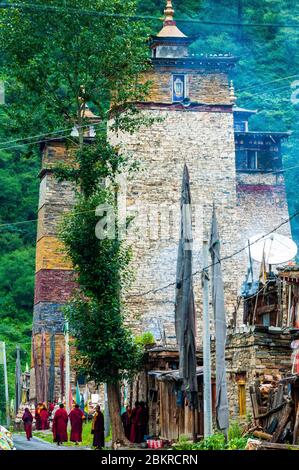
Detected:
left=91, top=405, right=105, bottom=449
left=121, top=405, right=132, bottom=440
left=35, top=403, right=42, bottom=430
left=69, top=404, right=85, bottom=444
left=40, top=406, right=49, bottom=430
left=48, top=402, right=55, bottom=417
left=22, top=408, right=33, bottom=441
left=129, top=401, right=142, bottom=443
left=52, top=403, right=68, bottom=445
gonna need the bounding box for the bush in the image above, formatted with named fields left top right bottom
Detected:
left=135, top=332, right=155, bottom=347
left=197, top=433, right=226, bottom=450
left=227, top=437, right=248, bottom=450
left=228, top=421, right=243, bottom=441
left=173, top=428, right=248, bottom=451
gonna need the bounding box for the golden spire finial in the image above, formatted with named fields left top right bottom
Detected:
left=229, top=80, right=237, bottom=105
left=164, top=0, right=175, bottom=25
left=157, top=0, right=186, bottom=38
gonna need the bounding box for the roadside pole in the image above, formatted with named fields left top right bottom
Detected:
left=0, top=342, right=10, bottom=427
left=202, top=240, right=213, bottom=437
left=64, top=321, right=70, bottom=413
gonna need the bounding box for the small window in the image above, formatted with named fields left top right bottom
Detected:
left=262, top=313, right=270, bottom=326
left=172, top=74, right=186, bottom=102
left=247, top=150, right=257, bottom=169
left=236, top=149, right=247, bottom=170
left=234, top=121, right=247, bottom=132
left=238, top=381, right=246, bottom=416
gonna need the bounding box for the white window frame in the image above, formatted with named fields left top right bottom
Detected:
left=172, top=74, right=187, bottom=103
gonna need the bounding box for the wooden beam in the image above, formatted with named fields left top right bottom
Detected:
left=255, top=402, right=284, bottom=419
left=256, top=304, right=276, bottom=316
left=252, top=430, right=272, bottom=441
left=257, top=442, right=299, bottom=450
left=293, top=402, right=299, bottom=445
left=271, top=402, right=293, bottom=443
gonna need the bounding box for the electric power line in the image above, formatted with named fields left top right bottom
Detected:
left=1, top=3, right=299, bottom=29
left=0, top=68, right=298, bottom=151
left=128, top=209, right=299, bottom=298
left=0, top=121, right=106, bottom=151
left=236, top=74, right=299, bottom=94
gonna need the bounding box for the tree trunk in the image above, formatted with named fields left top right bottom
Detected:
left=107, top=381, right=131, bottom=447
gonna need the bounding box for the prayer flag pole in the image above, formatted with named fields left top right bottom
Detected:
left=1, top=342, right=10, bottom=427
left=64, top=321, right=71, bottom=413
left=202, top=240, right=213, bottom=437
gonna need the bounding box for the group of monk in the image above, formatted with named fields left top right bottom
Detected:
left=121, top=401, right=149, bottom=444
left=22, top=402, right=105, bottom=448
left=35, top=402, right=54, bottom=431
left=22, top=402, right=54, bottom=440
left=53, top=403, right=105, bottom=448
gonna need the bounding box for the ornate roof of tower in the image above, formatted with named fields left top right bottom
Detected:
left=157, top=0, right=187, bottom=38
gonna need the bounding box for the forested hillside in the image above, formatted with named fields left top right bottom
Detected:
left=0, top=0, right=298, bottom=408
left=0, top=108, right=39, bottom=409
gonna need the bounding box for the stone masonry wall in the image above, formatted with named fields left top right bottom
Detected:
left=30, top=142, right=76, bottom=401
left=110, top=107, right=243, bottom=344
left=223, top=329, right=292, bottom=420
left=141, top=70, right=231, bottom=105
left=236, top=172, right=291, bottom=279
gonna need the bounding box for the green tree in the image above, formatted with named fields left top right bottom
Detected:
left=0, top=0, right=150, bottom=443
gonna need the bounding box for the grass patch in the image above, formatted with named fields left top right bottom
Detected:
left=33, top=420, right=112, bottom=448
left=33, top=420, right=94, bottom=447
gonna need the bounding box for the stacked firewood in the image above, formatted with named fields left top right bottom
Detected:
left=249, top=376, right=298, bottom=445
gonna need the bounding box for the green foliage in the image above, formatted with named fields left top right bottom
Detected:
left=0, top=0, right=151, bottom=402
left=0, top=0, right=151, bottom=139
left=197, top=433, right=227, bottom=450
left=172, top=433, right=226, bottom=450
left=135, top=331, right=156, bottom=346
left=228, top=420, right=243, bottom=441
left=173, top=431, right=248, bottom=451
left=34, top=419, right=111, bottom=448
left=173, top=421, right=247, bottom=450
left=0, top=147, right=38, bottom=397
left=227, top=437, right=248, bottom=450
left=59, top=136, right=146, bottom=385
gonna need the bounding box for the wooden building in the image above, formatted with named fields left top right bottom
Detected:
left=133, top=347, right=214, bottom=441
left=148, top=367, right=204, bottom=441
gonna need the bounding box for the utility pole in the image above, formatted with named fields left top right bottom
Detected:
left=104, top=383, right=110, bottom=439
left=202, top=240, right=213, bottom=437
left=64, top=321, right=71, bottom=413
left=0, top=342, right=10, bottom=427
left=3, top=342, right=10, bottom=427
left=15, top=344, right=22, bottom=415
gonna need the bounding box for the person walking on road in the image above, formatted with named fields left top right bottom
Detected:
left=52, top=403, right=68, bottom=446
left=22, top=407, right=33, bottom=441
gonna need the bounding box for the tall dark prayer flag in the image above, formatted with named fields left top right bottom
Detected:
left=41, top=331, right=48, bottom=402
left=175, top=164, right=198, bottom=408
left=32, top=336, right=42, bottom=403
left=209, top=205, right=229, bottom=432
left=48, top=333, right=55, bottom=403
left=60, top=353, right=65, bottom=401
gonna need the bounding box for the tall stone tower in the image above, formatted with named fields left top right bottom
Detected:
left=110, top=0, right=241, bottom=343
left=29, top=139, right=77, bottom=402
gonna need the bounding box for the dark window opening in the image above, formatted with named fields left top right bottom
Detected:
left=234, top=121, right=247, bottom=132
left=236, top=149, right=282, bottom=171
